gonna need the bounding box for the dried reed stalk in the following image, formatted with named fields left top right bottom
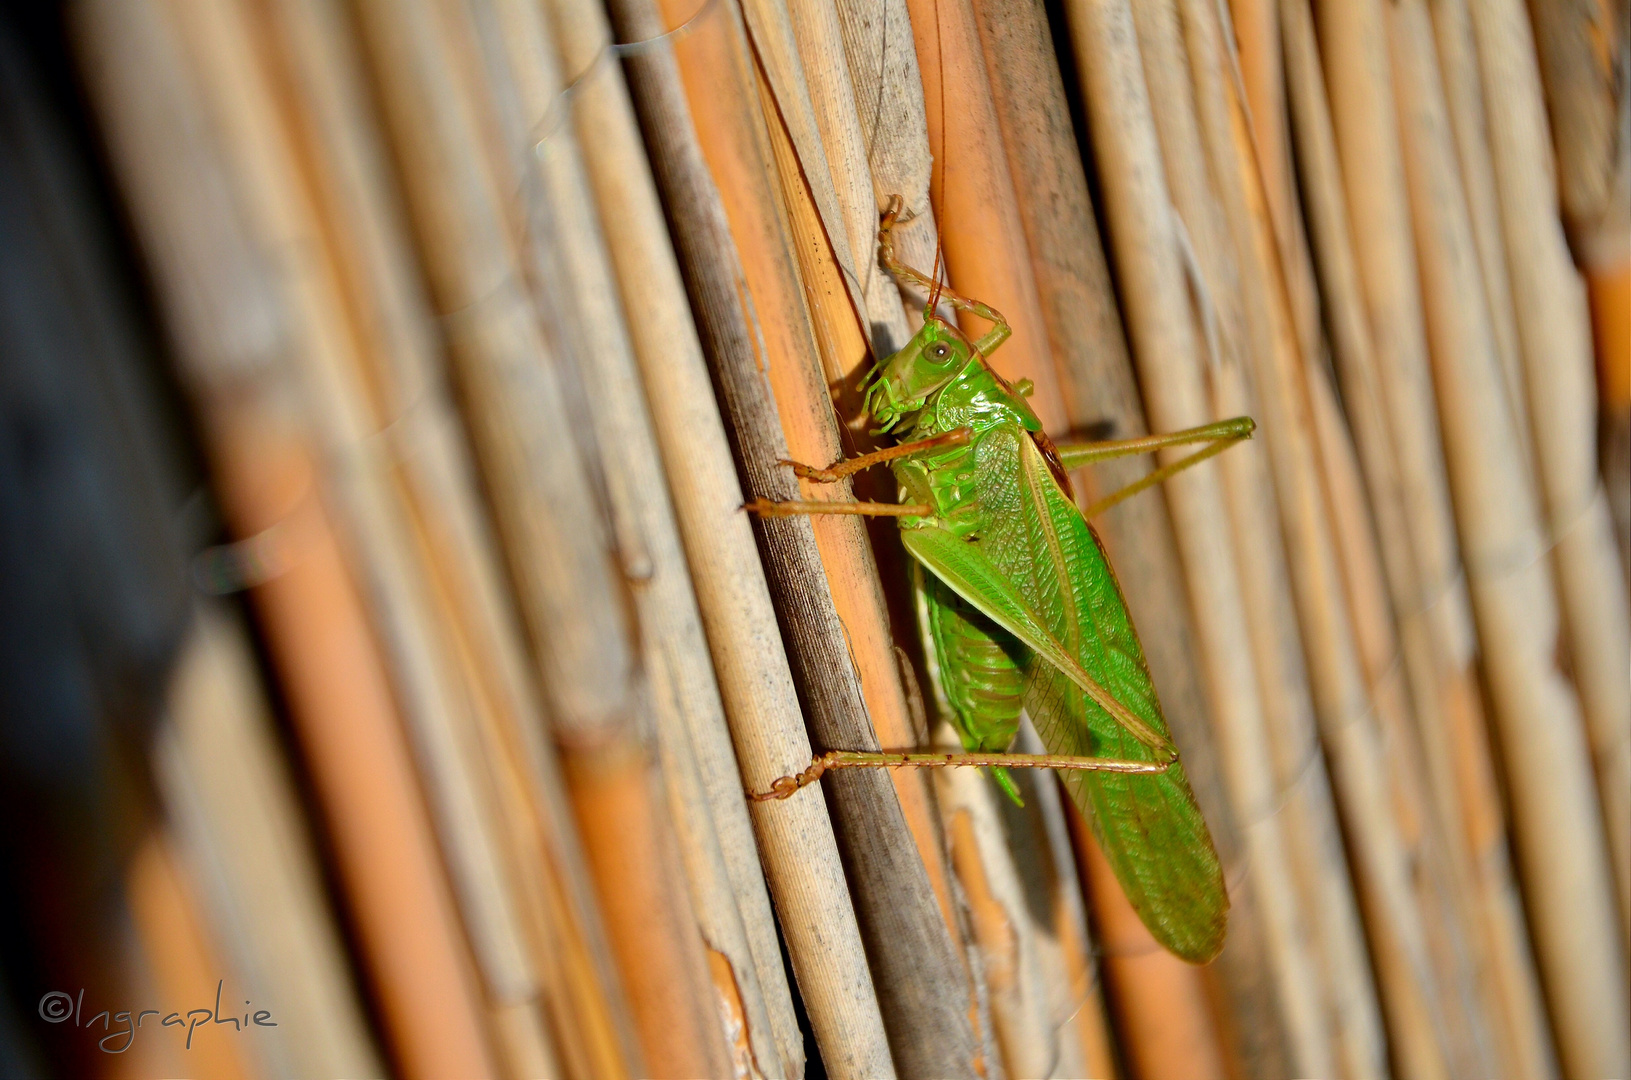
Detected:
left=1282, top=19, right=1550, bottom=1075
left=198, top=0, right=649, bottom=1070
left=973, top=0, right=1294, bottom=1073
left=1224, top=0, right=1305, bottom=325
left=972, top=2, right=1293, bottom=1072
left=915, top=2, right=1137, bottom=1071
left=545, top=3, right=816, bottom=1075
left=156, top=606, right=385, bottom=1079
left=1069, top=813, right=1226, bottom=1080
left=741, top=0, right=868, bottom=320
left=549, top=6, right=892, bottom=1079
left=125, top=833, right=259, bottom=1080
left=1389, top=1, right=1631, bottom=1074
left=740, top=0, right=869, bottom=339
left=1175, top=7, right=1410, bottom=1077
left=468, top=5, right=799, bottom=1075
left=1195, top=3, right=1515, bottom=1076
left=345, top=1, right=741, bottom=1073
left=828, top=0, right=1127, bottom=1070
left=903, top=0, right=1064, bottom=426
left=780, top=4, right=973, bottom=981
left=250, top=3, right=657, bottom=1074
left=934, top=724, right=1114, bottom=1080
left=1311, top=1, right=1561, bottom=1073
left=1467, top=0, right=1631, bottom=947
left=1061, top=4, right=1354, bottom=1078
left=74, top=4, right=502, bottom=1075
left=1527, top=0, right=1631, bottom=605
left=784, top=0, right=914, bottom=354
left=752, top=11, right=977, bottom=1022
left=816, top=32, right=1007, bottom=1069
left=1427, top=0, right=1530, bottom=455
left=832, top=0, right=951, bottom=326
left=603, top=0, right=904, bottom=1074
left=1133, top=3, right=1367, bottom=1075
left=1223, top=0, right=1330, bottom=384
left=815, top=0, right=1096, bottom=1070
left=1198, top=10, right=1408, bottom=1079
left=1080, top=2, right=1367, bottom=1076
left=640, top=0, right=980, bottom=1073
left=1525, top=0, right=1631, bottom=269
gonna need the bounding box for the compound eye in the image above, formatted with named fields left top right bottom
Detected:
left=928, top=341, right=952, bottom=362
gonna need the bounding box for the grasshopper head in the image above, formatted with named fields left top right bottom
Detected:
left=863, top=316, right=975, bottom=433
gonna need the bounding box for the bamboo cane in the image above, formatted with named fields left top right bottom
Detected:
left=603, top=1, right=903, bottom=1074
left=74, top=5, right=502, bottom=1075
left=1389, top=2, right=1631, bottom=1074
left=1467, top=0, right=1631, bottom=949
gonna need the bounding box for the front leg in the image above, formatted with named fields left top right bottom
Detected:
left=743, top=498, right=930, bottom=518
left=781, top=427, right=972, bottom=483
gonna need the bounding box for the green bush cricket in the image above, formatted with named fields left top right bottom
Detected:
left=746, top=197, right=1254, bottom=963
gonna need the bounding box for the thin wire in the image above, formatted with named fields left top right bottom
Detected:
left=926, top=0, right=948, bottom=317
left=529, top=0, right=722, bottom=160
left=1403, top=487, right=1602, bottom=626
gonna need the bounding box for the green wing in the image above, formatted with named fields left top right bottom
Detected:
left=901, top=425, right=1228, bottom=963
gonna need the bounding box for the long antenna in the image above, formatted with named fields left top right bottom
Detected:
left=927, top=0, right=948, bottom=318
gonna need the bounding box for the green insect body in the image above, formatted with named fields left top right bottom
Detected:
left=865, top=314, right=1230, bottom=964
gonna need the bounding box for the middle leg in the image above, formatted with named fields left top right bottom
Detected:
left=782, top=427, right=971, bottom=483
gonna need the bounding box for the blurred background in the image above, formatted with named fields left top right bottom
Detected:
left=0, top=0, right=1625, bottom=1077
